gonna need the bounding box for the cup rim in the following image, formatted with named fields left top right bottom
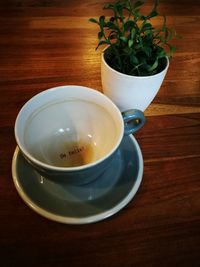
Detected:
left=15, top=85, right=124, bottom=172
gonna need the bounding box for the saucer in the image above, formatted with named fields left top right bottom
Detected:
left=12, top=135, right=143, bottom=224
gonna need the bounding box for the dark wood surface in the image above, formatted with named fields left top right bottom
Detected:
left=0, top=1, right=200, bottom=266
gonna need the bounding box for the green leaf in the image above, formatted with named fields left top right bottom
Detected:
left=116, top=2, right=125, bottom=19
left=142, top=46, right=152, bottom=57
left=105, top=21, right=119, bottom=31
left=166, top=28, right=176, bottom=42
left=99, top=16, right=105, bottom=28
left=158, top=49, right=166, bottom=58
left=120, top=36, right=128, bottom=43
left=161, top=15, right=166, bottom=31
left=104, top=3, right=114, bottom=10
left=128, top=39, right=134, bottom=48
left=169, top=45, right=176, bottom=58
left=89, top=18, right=98, bottom=24
left=98, top=31, right=104, bottom=40
left=122, top=46, right=132, bottom=55
left=133, top=1, right=145, bottom=10
left=146, top=10, right=158, bottom=19
left=123, top=20, right=136, bottom=31
left=141, top=22, right=153, bottom=32
left=131, top=28, right=136, bottom=40
left=134, top=11, right=142, bottom=21
left=130, top=54, right=139, bottom=65
left=144, top=30, right=153, bottom=41
left=148, top=58, right=158, bottom=71
left=146, top=0, right=159, bottom=19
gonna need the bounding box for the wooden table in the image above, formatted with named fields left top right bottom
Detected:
left=1, top=1, right=200, bottom=266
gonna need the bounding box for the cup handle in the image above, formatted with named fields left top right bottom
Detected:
left=122, top=109, right=145, bottom=136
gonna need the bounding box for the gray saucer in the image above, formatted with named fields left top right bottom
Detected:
left=12, top=135, right=143, bottom=224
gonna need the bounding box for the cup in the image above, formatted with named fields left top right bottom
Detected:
left=15, top=85, right=145, bottom=185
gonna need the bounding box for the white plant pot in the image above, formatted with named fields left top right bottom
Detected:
left=101, top=53, right=169, bottom=112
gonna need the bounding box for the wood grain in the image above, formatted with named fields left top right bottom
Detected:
left=0, top=1, right=200, bottom=266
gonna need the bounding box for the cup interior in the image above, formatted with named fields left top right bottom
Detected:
left=15, top=86, right=123, bottom=169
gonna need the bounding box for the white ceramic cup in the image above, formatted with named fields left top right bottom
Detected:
left=15, top=85, right=145, bottom=185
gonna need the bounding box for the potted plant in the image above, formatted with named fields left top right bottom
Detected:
left=89, top=0, right=179, bottom=111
